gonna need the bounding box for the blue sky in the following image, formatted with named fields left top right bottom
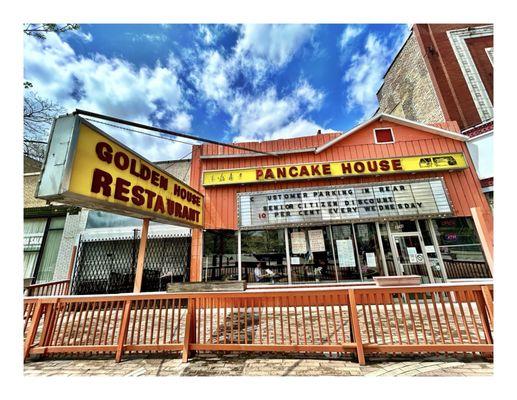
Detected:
left=24, top=24, right=410, bottom=161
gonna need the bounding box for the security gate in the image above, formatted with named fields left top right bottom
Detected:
left=70, top=233, right=191, bottom=295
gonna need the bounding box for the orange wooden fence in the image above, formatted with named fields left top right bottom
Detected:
left=23, top=283, right=493, bottom=365
left=25, top=279, right=71, bottom=297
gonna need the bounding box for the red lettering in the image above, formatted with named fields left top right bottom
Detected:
left=341, top=162, right=352, bottom=174
left=180, top=188, right=187, bottom=199
left=392, top=159, right=402, bottom=170
left=310, top=165, right=321, bottom=175
left=140, top=164, right=151, bottom=180
left=131, top=185, right=145, bottom=206
left=153, top=195, right=165, bottom=213
left=276, top=167, right=286, bottom=178
left=322, top=164, right=331, bottom=175
left=174, top=184, right=181, bottom=197
left=256, top=170, right=264, bottom=180
left=114, top=152, right=130, bottom=170
left=95, top=142, right=113, bottom=164
left=353, top=162, right=365, bottom=173
left=159, top=176, right=168, bottom=191
left=299, top=165, right=310, bottom=177
left=114, top=177, right=130, bottom=202
left=289, top=166, right=299, bottom=177
left=366, top=160, right=378, bottom=172
left=151, top=170, right=160, bottom=186
left=174, top=202, right=182, bottom=217
left=379, top=160, right=390, bottom=171
left=144, top=189, right=156, bottom=209
left=90, top=168, right=112, bottom=196
left=264, top=169, right=275, bottom=179
left=167, top=199, right=175, bottom=215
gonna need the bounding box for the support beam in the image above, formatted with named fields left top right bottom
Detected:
left=471, top=207, right=494, bottom=275
left=133, top=218, right=150, bottom=293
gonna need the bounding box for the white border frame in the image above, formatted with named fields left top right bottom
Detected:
left=373, top=127, right=395, bottom=144
left=447, top=25, right=494, bottom=122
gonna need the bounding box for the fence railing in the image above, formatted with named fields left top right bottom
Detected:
left=25, top=279, right=71, bottom=297
left=23, top=283, right=493, bottom=365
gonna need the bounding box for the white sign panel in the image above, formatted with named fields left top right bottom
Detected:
left=366, top=252, right=377, bottom=268
left=238, top=178, right=452, bottom=229
left=407, top=247, right=418, bottom=263
left=308, top=229, right=326, bottom=252
left=336, top=239, right=356, bottom=268
left=290, top=232, right=307, bottom=254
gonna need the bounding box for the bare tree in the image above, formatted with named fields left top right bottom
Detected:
left=23, top=23, right=80, bottom=40
left=24, top=92, right=64, bottom=161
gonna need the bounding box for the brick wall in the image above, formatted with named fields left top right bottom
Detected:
left=377, top=33, right=445, bottom=124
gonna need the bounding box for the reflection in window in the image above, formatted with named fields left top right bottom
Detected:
left=354, top=223, right=385, bottom=280
left=202, top=230, right=237, bottom=282
left=241, top=229, right=287, bottom=284
left=332, top=224, right=361, bottom=281
left=432, top=217, right=491, bottom=279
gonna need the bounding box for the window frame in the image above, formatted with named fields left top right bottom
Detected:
left=373, top=127, right=395, bottom=144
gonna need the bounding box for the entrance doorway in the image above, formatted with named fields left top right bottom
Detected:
left=391, top=233, right=435, bottom=284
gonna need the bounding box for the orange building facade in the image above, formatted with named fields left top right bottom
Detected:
left=188, top=114, right=493, bottom=286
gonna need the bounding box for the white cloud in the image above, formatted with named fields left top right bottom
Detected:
left=68, top=30, right=93, bottom=42
left=24, top=32, right=192, bottom=161
left=343, top=27, right=410, bottom=120
left=131, top=33, right=167, bottom=43
left=339, top=25, right=364, bottom=49
left=199, top=25, right=214, bottom=45
left=235, top=24, right=314, bottom=68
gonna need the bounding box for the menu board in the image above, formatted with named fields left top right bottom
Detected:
left=290, top=232, right=307, bottom=254
left=308, top=229, right=326, bottom=252
left=336, top=239, right=356, bottom=268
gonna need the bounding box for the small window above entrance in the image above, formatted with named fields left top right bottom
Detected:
left=374, top=127, right=395, bottom=144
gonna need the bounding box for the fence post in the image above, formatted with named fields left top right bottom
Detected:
left=348, top=289, right=366, bottom=365
left=23, top=300, right=44, bottom=360
left=115, top=300, right=132, bottom=363
left=182, top=298, right=196, bottom=363
left=38, top=298, right=59, bottom=357
left=474, top=290, right=493, bottom=345
left=481, top=286, right=494, bottom=327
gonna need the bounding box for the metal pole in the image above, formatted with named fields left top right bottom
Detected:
left=237, top=230, right=242, bottom=281
left=284, top=228, right=292, bottom=284
left=386, top=222, right=403, bottom=276
left=351, top=225, right=364, bottom=282
left=426, top=219, right=449, bottom=282
left=133, top=218, right=150, bottom=293
left=375, top=222, right=389, bottom=277
left=328, top=225, right=339, bottom=282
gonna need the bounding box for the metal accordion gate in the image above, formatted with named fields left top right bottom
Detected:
left=70, top=232, right=191, bottom=295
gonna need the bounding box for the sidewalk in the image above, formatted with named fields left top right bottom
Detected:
left=24, top=353, right=493, bottom=377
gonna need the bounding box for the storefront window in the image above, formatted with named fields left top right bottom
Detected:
left=35, top=217, right=65, bottom=283
left=418, top=220, right=445, bottom=282
left=331, top=225, right=361, bottom=281
left=23, top=218, right=46, bottom=279
left=432, top=217, right=491, bottom=279
left=378, top=223, right=397, bottom=276
left=288, top=226, right=336, bottom=284
left=389, top=220, right=418, bottom=233
left=353, top=223, right=385, bottom=280
left=241, top=229, right=287, bottom=284
left=202, top=230, right=238, bottom=281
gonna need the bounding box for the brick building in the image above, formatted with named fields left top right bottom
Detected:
left=377, top=24, right=493, bottom=202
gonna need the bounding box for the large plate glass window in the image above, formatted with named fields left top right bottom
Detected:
left=331, top=224, right=361, bottom=281
left=432, top=217, right=491, bottom=279
left=202, top=230, right=238, bottom=282
left=353, top=223, right=385, bottom=280
left=241, top=229, right=287, bottom=284
left=288, top=226, right=336, bottom=284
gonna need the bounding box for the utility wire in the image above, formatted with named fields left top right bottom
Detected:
left=85, top=118, right=199, bottom=146
left=74, top=109, right=276, bottom=156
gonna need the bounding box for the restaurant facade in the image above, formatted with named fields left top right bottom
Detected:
left=188, top=113, right=493, bottom=286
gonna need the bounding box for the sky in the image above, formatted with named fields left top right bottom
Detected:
left=24, top=24, right=410, bottom=162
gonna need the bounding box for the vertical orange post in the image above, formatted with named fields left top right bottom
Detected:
left=348, top=289, right=366, bottom=365
left=182, top=298, right=195, bottom=363
left=471, top=207, right=494, bottom=275
left=115, top=300, right=132, bottom=363
left=190, top=228, right=203, bottom=282
left=133, top=219, right=150, bottom=293
left=64, top=245, right=77, bottom=295
left=24, top=300, right=44, bottom=360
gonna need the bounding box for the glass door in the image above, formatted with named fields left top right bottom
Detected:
left=391, top=233, right=434, bottom=284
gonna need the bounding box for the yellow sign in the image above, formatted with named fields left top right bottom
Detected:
left=202, top=153, right=467, bottom=186
left=37, top=116, right=203, bottom=228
